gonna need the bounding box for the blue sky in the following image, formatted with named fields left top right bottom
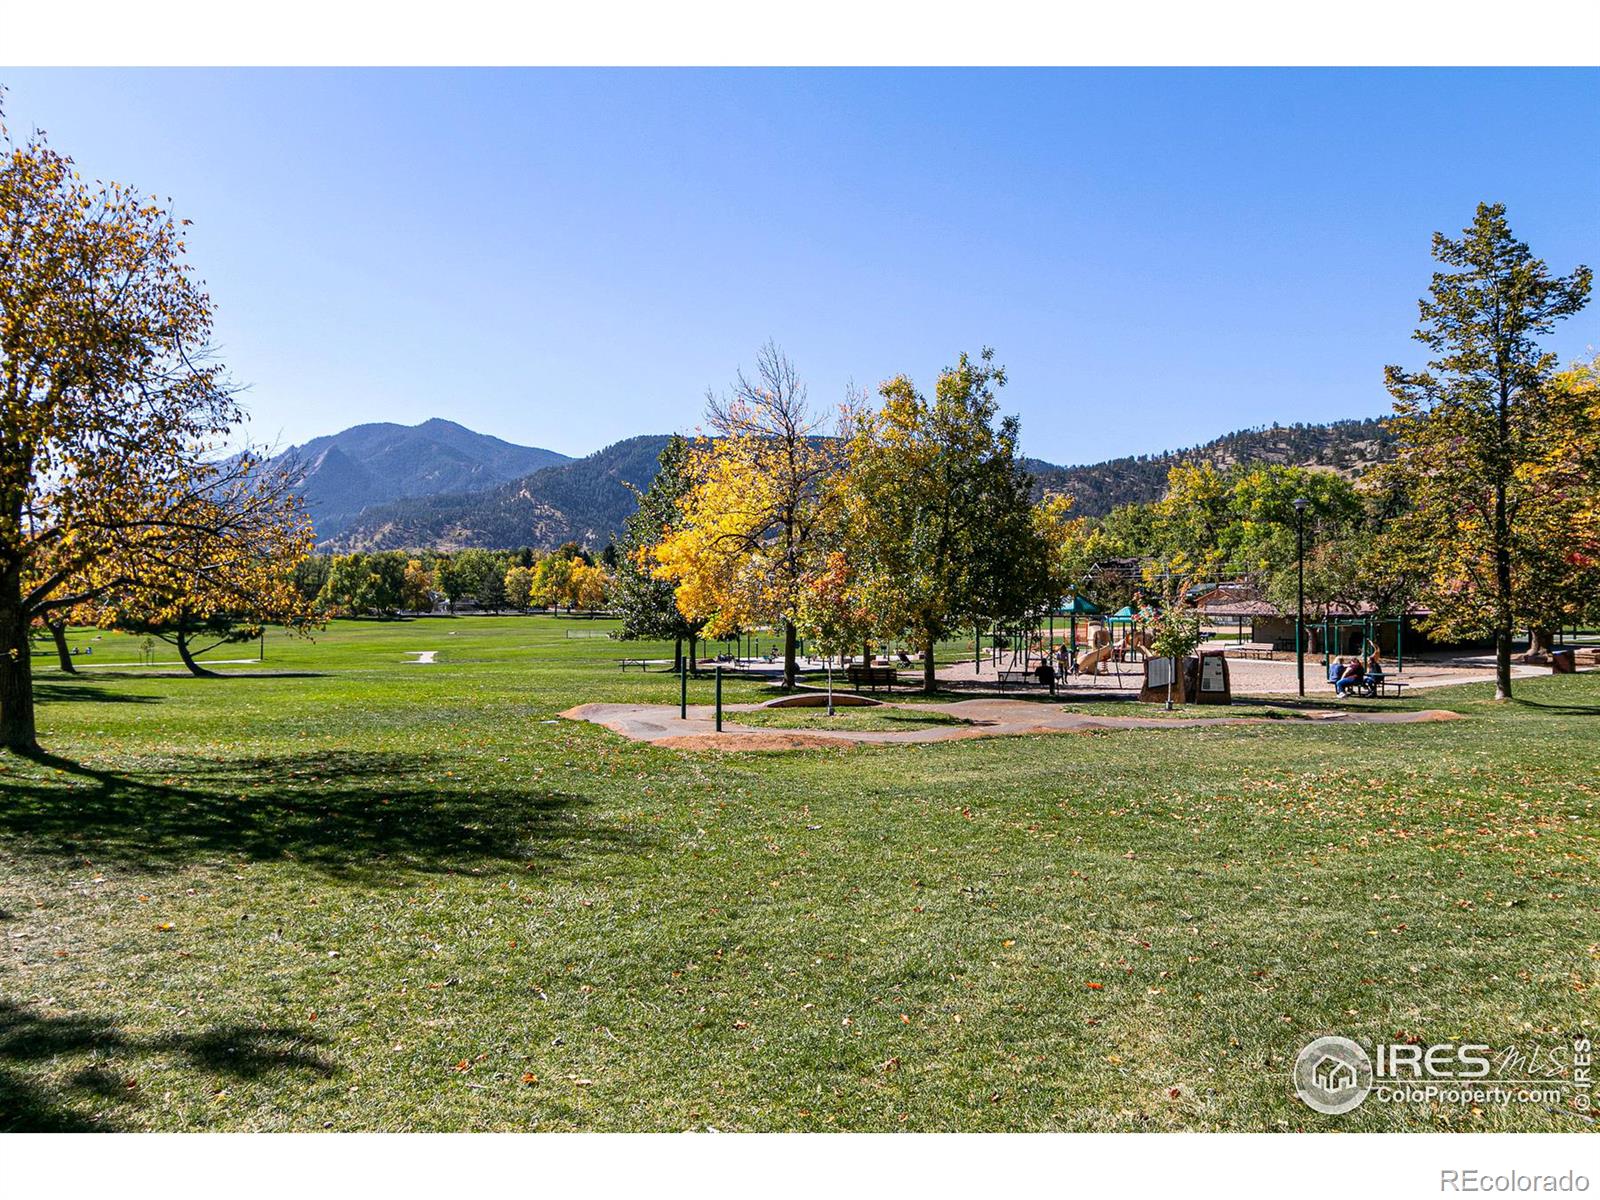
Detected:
left=2, top=68, right=1595, bottom=465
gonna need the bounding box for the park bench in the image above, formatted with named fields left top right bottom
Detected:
left=616, top=657, right=653, bottom=671
left=999, top=667, right=1061, bottom=694
left=846, top=664, right=899, bottom=692
left=1225, top=644, right=1277, bottom=660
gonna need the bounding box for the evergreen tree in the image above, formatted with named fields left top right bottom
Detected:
left=613, top=435, right=703, bottom=669
left=1384, top=203, right=1591, bottom=699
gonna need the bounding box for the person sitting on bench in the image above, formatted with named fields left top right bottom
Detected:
left=1364, top=652, right=1386, bottom=690
left=1333, top=657, right=1362, bottom=696
left=897, top=650, right=912, bottom=667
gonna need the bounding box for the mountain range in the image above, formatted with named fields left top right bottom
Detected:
left=296, top=416, right=1397, bottom=553
left=267, top=419, right=571, bottom=539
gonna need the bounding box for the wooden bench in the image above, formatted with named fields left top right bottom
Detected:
left=846, top=665, right=899, bottom=692
left=1225, top=645, right=1277, bottom=660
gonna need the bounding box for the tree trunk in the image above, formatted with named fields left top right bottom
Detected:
left=48, top=619, right=76, bottom=674
left=0, top=564, right=38, bottom=752
left=783, top=620, right=797, bottom=690
left=175, top=630, right=220, bottom=678
left=1493, top=482, right=1514, bottom=702
left=922, top=632, right=937, bottom=694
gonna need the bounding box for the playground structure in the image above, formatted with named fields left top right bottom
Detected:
left=1317, top=612, right=1406, bottom=672
left=983, top=597, right=1159, bottom=689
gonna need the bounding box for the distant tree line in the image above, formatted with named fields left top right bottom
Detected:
left=293, top=543, right=616, bottom=617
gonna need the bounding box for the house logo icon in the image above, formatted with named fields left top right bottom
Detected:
left=1293, top=1036, right=1373, bottom=1114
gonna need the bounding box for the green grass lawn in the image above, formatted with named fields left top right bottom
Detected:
left=2, top=616, right=1597, bottom=1132
left=1055, top=701, right=1368, bottom=720
left=730, top=706, right=967, bottom=732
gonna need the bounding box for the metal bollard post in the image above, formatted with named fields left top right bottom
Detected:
left=680, top=660, right=688, bottom=720
left=714, top=666, right=723, bottom=732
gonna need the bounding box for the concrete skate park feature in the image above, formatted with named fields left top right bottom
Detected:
left=560, top=697, right=1464, bottom=751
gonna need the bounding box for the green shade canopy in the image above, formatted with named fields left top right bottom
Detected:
left=1106, top=605, right=1139, bottom=625
left=1055, top=594, right=1102, bottom=615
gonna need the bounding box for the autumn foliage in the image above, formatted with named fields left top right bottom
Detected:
left=0, top=112, right=312, bottom=747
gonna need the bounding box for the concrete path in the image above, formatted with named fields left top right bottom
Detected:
left=404, top=651, right=438, bottom=664
left=562, top=697, right=1464, bottom=751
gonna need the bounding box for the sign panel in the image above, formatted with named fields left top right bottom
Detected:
left=1147, top=656, right=1173, bottom=688
left=1201, top=654, right=1226, bottom=692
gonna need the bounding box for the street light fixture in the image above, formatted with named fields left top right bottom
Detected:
left=1293, top=496, right=1309, bottom=698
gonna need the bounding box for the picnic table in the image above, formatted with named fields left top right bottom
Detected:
left=1331, top=674, right=1408, bottom=699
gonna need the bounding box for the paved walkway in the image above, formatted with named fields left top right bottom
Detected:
left=562, top=697, right=1464, bottom=751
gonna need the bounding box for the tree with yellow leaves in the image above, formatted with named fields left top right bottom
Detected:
left=1510, top=356, right=1600, bottom=649
left=652, top=343, right=841, bottom=688
left=568, top=561, right=610, bottom=612
left=1, top=111, right=296, bottom=748
left=530, top=553, right=573, bottom=611
left=503, top=564, right=534, bottom=612
left=93, top=466, right=318, bottom=676
left=402, top=558, right=437, bottom=612
left=1033, top=490, right=1094, bottom=609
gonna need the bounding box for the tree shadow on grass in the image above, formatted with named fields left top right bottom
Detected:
left=0, top=749, right=644, bottom=880
left=1512, top=698, right=1600, bottom=717
left=0, top=998, right=333, bottom=1131
left=62, top=670, right=329, bottom=680
left=31, top=681, right=162, bottom=706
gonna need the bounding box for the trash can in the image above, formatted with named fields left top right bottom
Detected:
left=1551, top=648, right=1576, bottom=674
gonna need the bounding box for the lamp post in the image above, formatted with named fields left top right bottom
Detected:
left=1293, top=496, right=1309, bottom=698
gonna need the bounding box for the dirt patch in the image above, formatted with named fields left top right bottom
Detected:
left=653, top=732, right=857, bottom=752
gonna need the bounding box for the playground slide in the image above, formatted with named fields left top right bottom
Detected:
left=1076, top=644, right=1113, bottom=675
